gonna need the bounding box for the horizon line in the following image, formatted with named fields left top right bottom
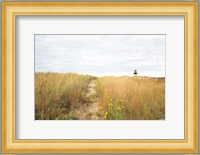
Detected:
left=35, top=71, right=165, bottom=78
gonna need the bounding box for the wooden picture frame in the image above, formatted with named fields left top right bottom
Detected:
left=2, top=2, right=198, bottom=153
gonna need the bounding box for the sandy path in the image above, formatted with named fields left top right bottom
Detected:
left=74, top=80, right=99, bottom=120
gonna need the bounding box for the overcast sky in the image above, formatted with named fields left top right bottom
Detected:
left=35, top=35, right=165, bottom=77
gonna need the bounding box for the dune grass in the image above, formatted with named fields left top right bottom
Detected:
left=35, top=73, right=165, bottom=120
left=35, top=72, right=94, bottom=120
left=95, top=76, right=165, bottom=120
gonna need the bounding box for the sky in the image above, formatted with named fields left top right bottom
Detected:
left=35, top=34, right=165, bottom=77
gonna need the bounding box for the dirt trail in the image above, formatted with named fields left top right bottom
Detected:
left=74, top=80, right=99, bottom=120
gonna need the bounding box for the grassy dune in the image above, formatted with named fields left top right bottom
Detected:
left=35, top=73, right=165, bottom=120
left=35, top=73, right=94, bottom=120
left=96, top=76, right=165, bottom=120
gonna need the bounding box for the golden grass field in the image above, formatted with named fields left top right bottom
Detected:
left=96, top=76, right=165, bottom=120
left=35, top=73, right=95, bottom=120
left=35, top=73, right=165, bottom=120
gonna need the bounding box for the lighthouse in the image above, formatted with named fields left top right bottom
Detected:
left=134, top=70, right=137, bottom=76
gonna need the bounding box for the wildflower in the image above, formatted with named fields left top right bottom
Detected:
left=105, top=112, right=108, bottom=115
left=106, top=95, right=110, bottom=99
left=108, top=103, right=113, bottom=106
left=120, top=99, right=125, bottom=102
left=117, top=107, right=122, bottom=110
left=121, top=105, right=125, bottom=109
left=98, top=106, right=103, bottom=110
left=103, top=115, right=107, bottom=119
left=109, top=98, right=113, bottom=102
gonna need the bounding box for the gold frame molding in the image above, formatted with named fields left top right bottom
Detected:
left=2, top=2, right=198, bottom=153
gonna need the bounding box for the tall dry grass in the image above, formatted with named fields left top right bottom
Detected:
left=96, top=76, right=165, bottom=120
left=35, top=72, right=94, bottom=120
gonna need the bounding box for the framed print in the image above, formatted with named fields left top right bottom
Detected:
left=2, top=1, right=198, bottom=153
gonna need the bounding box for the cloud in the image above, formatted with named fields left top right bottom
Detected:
left=35, top=34, right=165, bottom=77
